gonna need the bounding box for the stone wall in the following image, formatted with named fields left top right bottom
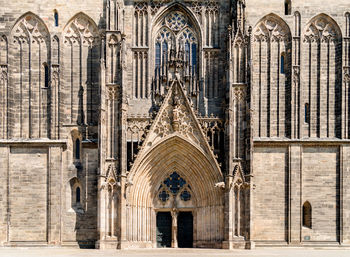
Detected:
left=0, top=0, right=349, bottom=249
left=252, top=147, right=288, bottom=242
left=252, top=144, right=346, bottom=246
left=0, top=143, right=98, bottom=247
left=9, top=147, right=48, bottom=241
left=302, top=147, right=339, bottom=242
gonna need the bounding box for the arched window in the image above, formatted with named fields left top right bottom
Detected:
left=76, top=187, right=81, bottom=203
left=75, top=138, right=80, bottom=160
left=54, top=10, right=59, bottom=27
left=280, top=53, right=285, bottom=74
left=162, top=41, right=168, bottom=64
left=192, top=44, right=197, bottom=73
left=155, top=42, right=161, bottom=69
left=43, top=63, right=49, bottom=88
left=303, top=201, right=312, bottom=228
left=155, top=27, right=174, bottom=74
left=284, top=0, right=292, bottom=15
left=154, top=12, right=198, bottom=77
left=179, top=27, right=198, bottom=74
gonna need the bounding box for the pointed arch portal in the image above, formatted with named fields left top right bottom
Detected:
left=126, top=135, right=223, bottom=248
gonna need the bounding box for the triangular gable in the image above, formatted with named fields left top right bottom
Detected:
left=106, top=163, right=118, bottom=184
left=232, top=162, right=245, bottom=186
left=129, top=79, right=221, bottom=173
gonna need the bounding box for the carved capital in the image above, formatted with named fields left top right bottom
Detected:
left=107, top=84, right=119, bottom=100
left=233, top=85, right=246, bottom=101
left=344, top=72, right=350, bottom=84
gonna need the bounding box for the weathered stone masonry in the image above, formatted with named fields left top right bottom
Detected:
left=0, top=0, right=349, bottom=250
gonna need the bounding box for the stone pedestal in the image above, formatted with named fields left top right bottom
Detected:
left=222, top=237, right=247, bottom=249
left=96, top=238, right=119, bottom=249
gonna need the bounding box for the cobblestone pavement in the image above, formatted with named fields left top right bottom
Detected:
left=0, top=248, right=350, bottom=257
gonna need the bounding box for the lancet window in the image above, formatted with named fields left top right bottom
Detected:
left=154, top=11, right=198, bottom=78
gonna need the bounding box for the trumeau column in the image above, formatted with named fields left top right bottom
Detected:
left=171, top=209, right=179, bottom=248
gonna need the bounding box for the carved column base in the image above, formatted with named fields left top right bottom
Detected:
left=96, top=238, right=119, bottom=250
left=222, top=237, right=252, bottom=250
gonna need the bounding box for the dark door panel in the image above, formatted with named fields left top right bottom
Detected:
left=156, top=212, right=172, bottom=248
left=177, top=212, right=193, bottom=248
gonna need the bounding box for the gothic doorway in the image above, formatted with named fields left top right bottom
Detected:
left=156, top=212, right=172, bottom=248
left=177, top=212, right=193, bottom=248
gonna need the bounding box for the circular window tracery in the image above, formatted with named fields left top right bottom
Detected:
left=158, top=172, right=192, bottom=203
left=180, top=190, right=191, bottom=202
left=154, top=11, right=198, bottom=75
left=165, top=12, right=188, bottom=32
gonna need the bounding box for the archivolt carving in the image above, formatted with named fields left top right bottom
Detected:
left=12, top=14, right=48, bottom=43
left=304, top=15, right=341, bottom=43
left=63, top=14, right=99, bottom=46
left=254, top=16, right=290, bottom=42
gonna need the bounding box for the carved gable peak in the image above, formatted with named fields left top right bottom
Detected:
left=106, top=163, right=118, bottom=184
left=130, top=80, right=220, bottom=173
left=150, top=80, right=205, bottom=148
left=232, top=162, right=245, bottom=185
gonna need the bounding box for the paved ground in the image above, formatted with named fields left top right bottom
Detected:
left=0, top=248, right=350, bottom=257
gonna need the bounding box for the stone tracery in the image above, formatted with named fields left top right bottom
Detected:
left=63, top=15, right=99, bottom=46
left=12, top=14, right=48, bottom=43
left=304, top=16, right=341, bottom=43
left=254, top=17, right=290, bottom=42
left=157, top=172, right=192, bottom=203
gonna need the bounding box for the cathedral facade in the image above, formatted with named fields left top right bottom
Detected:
left=0, top=0, right=350, bottom=249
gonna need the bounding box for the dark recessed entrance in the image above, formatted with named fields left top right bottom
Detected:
left=177, top=212, right=193, bottom=248
left=156, top=212, right=172, bottom=248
